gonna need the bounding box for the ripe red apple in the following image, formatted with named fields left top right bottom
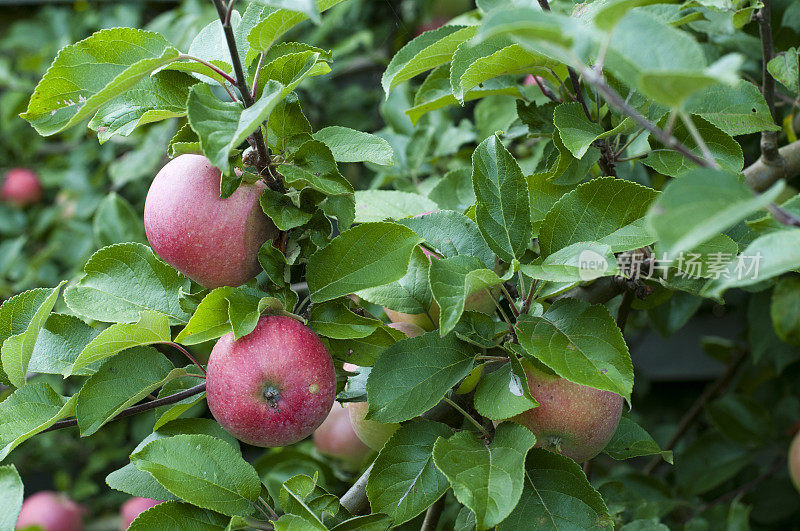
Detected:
left=789, top=430, right=800, bottom=492
left=507, top=363, right=623, bottom=462
left=2, top=168, right=42, bottom=206
left=120, top=498, right=163, bottom=530
left=16, top=491, right=84, bottom=531
left=144, top=154, right=278, bottom=289
left=206, top=315, right=336, bottom=447
left=313, top=402, right=370, bottom=467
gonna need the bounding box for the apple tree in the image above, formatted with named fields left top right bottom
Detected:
left=2, top=0, right=800, bottom=529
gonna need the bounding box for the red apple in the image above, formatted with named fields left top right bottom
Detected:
left=16, top=491, right=84, bottom=531
left=313, top=402, right=370, bottom=467
left=144, top=154, right=278, bottom=289
left=507, top=363, right=623, bottom=462
left=790, top=430, right=800, bottom=492
left=120, top=498, right=163, bottom=530
left=2, top=168, right=42, bottom=206
left=206, top=315, right=336, bottom=447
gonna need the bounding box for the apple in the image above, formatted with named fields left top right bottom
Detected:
left=2, top=168, right=42, bottom=206
left=16, top=491, right=84, bottom=531
left=120, top=498, right=163, bottom=530
left=143, top=154, right=278, bottom=289
left=387, top=322, right=426, bottom=338
left=789, top=430, right=800, bottom=492
left=313, top=402, right=370, bottom=467
left=507, top=363, right=623, bottom=462
left=206, top=315, right=336, bottom=447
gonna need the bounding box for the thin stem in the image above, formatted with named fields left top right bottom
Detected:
left=757, top=0, right=777, bottom=122
left=521, top=279, right=539, bottom=314
left=251, top=51, right=267, bottom=99
left=768, top=203, right=800, bottom=227
left=533, top=75, right=559, bottom=103
left=487, top=289, right=516, bottom=338
left=159, top=342, right=206, bottom=375
left=680, top=112, right=719, bottom=169
left=178, top=54, right=238, bottom=85
left=258, top=496, right=279, bottom=521
left=443, top=397, right=490, bottom=438
left=568, top=68, right=593, bottom=121
left=579, top=67, right=710, bottom=168
left=616, top=290, right=634, bottom=331
left=421, top=495, right=447, bottom=531
left=500, top=284, right=520, bottom=317
left=476, top=355, right=510, bottom=362
left=615, top=128, right=646, bottom=158
left=43, top=383, right=207, bottom=433
left=225, top=0, right=238, bottom=26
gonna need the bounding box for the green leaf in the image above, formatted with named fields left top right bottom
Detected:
left=647, top=169, right=784, bottom=258
left=278, top=475, right=329, bottom=529
left=88, top=70, right=197, bottom=143
left=366, top=420, right=452, bottom=524
left=587, top=0, right=681, bottom=30
left=187, top=82, right=285, bottom=174
left=526, top=174, right=574, bottom=237
left=260, top=189, right=313, bottom=231
left=94, top=192, right=147, bottom=247
left=0, top=465, right=23, bottom=530
left=644, top=115, right=744, bottom=177
left=330, top=514, right=394, bottom=531
left=250, top=0, right=321, bottom=24
left=516, top=298, right=633, bottom=401
left=128, top=501, right=229, bottom=531
left=749, top=291, right=800, bottom=372
left=278, top=139, right=354, bottom=196
left=0, top=382, right=77, bottom=462
left=367, top=332, right=474, bottom=422
left=472, top=134, right=532, bottom=262
left=64, top=243, right=190, bottom=325
left=153, top=370, right=208, bottom=430
left=429, top=168, right=476, bottom=213
left=538, top=177, right=658, bottom=256
left=309, top=300, right=382, bottom=340
left=1, top=282, right=65, bottom=387
left=767, top=47, right=799, bottom=93
left=674, top=432, right=752, bottom=495
left=553, top=102, right=605, bottom=159
left=307, top=222, right=423, bottom=303
left=519, top=242, right=619, bottom=282
left=703, top=229, right=800, bottom=297
left=397, top=210, right=495, bottom=270
left=252, top=50, right=331, bottom=98
left=169, top=123, right=202, bottom=158
left=28, top=314, right=101, bottom=377
left=20, top=28, right=180, bottom=135
left=353, top=191, right=438, bottom=223
left=604, top=416, right=673, bottom=463
left=312, top=127, right=394, bottom=166
left=474, top=362, right=538, bottom=421
left=499, top=449, right=612, bottom=530
left=247, top=0, right=347, bottom=58
left=382, top=25, right=479, bottom=97
left=69, top=310, right=171, bottom=375
left=771, top=277, right=800, bottom=345
left=429, top=255, right=509, bottom=335
left=683, top=80, right=780, bottom=135
left=355, top=246, right=434, bottom=315
left=131, top=434, right=262, bottom=517
left=433, top=423, right=536, bottom=530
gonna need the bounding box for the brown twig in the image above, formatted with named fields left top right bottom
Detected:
left=616, top=290, right=634, bottom=331
left=420, top=495, right=447, bottom=531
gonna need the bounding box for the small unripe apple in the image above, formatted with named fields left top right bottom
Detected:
left=347, top=401, right=400, bottom=451
left=387, top=322, right=426, bottom=338
left=789, top=430, right=800, bottom=492
left=2, top=168, right=42, bottom=206
left=120, top=498, right=163, bottom=530
left=507, top=363, right=623, bottom=462
left=206, top=315, right=336, bottom=447
left=16, top=491, right=84, bottom=531
left=313, top=402, right=370, bottom=467
left=144, top=154, right=278, bottom=289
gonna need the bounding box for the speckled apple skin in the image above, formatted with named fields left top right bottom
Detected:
left=509, top=363, right=623, bottom=462
left=347, top=401, right=400, bottom=451
left=144, top=154, right=277, bottom=289
left=206, top=315, right=336, bottom=447
left=2, top=168, right=42, bottom=206
left=313, top=402, right=370, bottom=467
left=120, top=498, right=163, bottom=530
left=790, top=431, right=800, bottom=492
left=16, top=491, right=84, bottom=531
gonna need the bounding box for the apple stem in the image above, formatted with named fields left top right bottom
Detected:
left=487, top=289, right=516, bottom=341
left=159, top=342, right=206, bottom=375
left=500, top=284, right=520, bottom=317
left=443, top=397, right=490, bottom=439
left=258, top=496, right=279, bottom=520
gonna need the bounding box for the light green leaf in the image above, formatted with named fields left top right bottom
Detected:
left=767, top=47, right=799, bottom=93
left=131, top=434, right=262, bottom=517
left=429, top=168, right=476, bottom=213
left=397, top=210, right=495, bottom=270
left=366, top=420, right=452, bottom=524
left=367, top=332, right=474, bottom=422
left=1, top=282, right=65, bottom=387
left=250, top=0, right=321, bottom=24
left=553, top=102, right=605, bottom=159
left=538, top=177, right=658, bottom=256
left=64, top=243, right=190, bottom=325
left=472, top=134, right=532, bottom=262
left=21, top=28, right=180, bottom=136
left=433, top=423, right=536, bottom=530
left=474, top=362, right=538, bottom=421
left=771, top=277, right=800, bottom=346
left=0, top=465, right=23, bottom=531
left=519, top=242, right=619, bottom=282
left=28, top=315, right=100, bottom=377
left=76, top=346, right=186, bottom=436
left=355, top=246, right=434, bottom=315
left=278, top=139, right=354, bottom=196
left=684, top=80, right=780, bottom=135
left=93, top=192, right=147, bottom=247
left=309, top=300, right=383, bottom=340
left=247, top=0, right=347, bottom=58
left=128, top=501, right=229, bottom=531
left=153, top=370, right=208, bottom=430
left=313, top=127, right=394, bottom=165
left=354, top=191, right=438, bottom=223
left=604, top=416, right=673, bottom=463
left=647, top=168, right=784, bottom=257
left=307, top=222, right=423, bottom=303
left=70, top=310, right=170, bottom=375
left=516, top=298, right=633, bottom=401
left=0, top=382, right=77, bottom=462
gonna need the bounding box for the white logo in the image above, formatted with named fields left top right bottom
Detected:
left=578, top=249, right=610, bottom=281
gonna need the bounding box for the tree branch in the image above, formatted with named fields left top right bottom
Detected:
left=421, top=495, right=447, bottom=531
left=340, top=463, right=373, bottom=514
left=42, top=383, right=207, bottom=433
left=757, top=0, right=777, bottom=122
left=744, top=139, right=800, bottom=191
